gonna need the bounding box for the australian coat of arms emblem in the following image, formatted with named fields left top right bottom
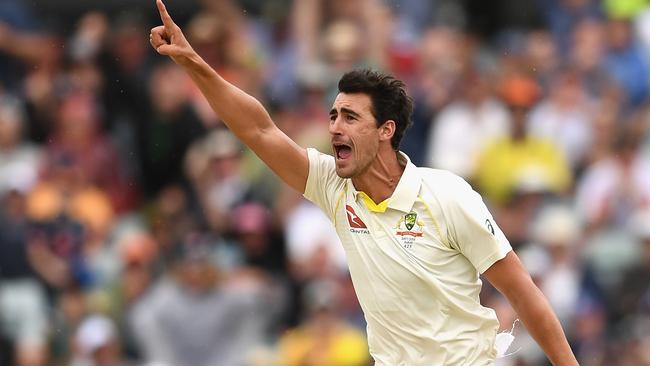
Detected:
left=396, top=211, right=424, bottom=237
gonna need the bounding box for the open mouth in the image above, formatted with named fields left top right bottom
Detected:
left=333, top=143, right=353, bottom=160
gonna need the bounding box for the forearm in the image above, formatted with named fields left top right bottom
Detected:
left=179, top=53, right=274, bottom=143
left=151, top=0, right=309, bottom=193
left=508, top=286, right=578, bottom=366
left=484, top=253, right=578, bottom=365
left=0, top=30, right=52, bottom=65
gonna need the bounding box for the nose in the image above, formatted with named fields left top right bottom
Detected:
left=329, top=116, right=343, bottom=136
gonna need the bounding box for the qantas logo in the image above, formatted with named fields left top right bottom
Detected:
left=345, top=205, right=370, bottom=234
left=346, top=205, right=367, bottom=228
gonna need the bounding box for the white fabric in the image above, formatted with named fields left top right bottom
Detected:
left=426, top=99, right=510, bottom=178
left=494, top=333, right=515, bottom=358
left=495, top=319, right=520, bottom=358
left=528, top=100, right=593, bottom=168
left=304, top=148, right=512, bottom=366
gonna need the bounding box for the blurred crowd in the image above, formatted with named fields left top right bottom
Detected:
left=1, top=0, right=650, bottom=365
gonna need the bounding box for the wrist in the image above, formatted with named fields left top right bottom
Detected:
left=175, top=49, right=202, bottom=69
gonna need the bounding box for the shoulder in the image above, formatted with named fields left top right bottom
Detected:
left=306, top=148, right=337, bottom=176
left=306, top=148, right=345, bottom=187
left=307, top=147, right=334, bottom=162
left=417, top=166, right=472, bottom=196
left=416, top=166, right=484, bottom=210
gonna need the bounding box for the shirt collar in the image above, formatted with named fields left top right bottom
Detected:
left=346, top=151, right=422, bottom=213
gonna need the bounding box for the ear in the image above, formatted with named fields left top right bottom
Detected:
left=379, top=120, right=396, bottom=142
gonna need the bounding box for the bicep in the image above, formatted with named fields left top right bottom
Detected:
left=245, top=125, right=309, bottom=193
left=446, top=176, right=512, bottom=273
left=483, top=251, right=537, bottom=300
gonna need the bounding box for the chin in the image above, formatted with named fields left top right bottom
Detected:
left=335, top=166, right=355, bottom=179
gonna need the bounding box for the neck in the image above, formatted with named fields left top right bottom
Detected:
left=352, top=148, right=405, bottom=204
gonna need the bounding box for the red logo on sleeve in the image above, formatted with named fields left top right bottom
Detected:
left=346, top=205, right=367, bottom=228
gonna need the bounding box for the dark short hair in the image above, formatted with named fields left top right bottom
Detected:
left=338, top=69, right=414, bottom=151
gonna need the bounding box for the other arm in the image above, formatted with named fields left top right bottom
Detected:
left=483, top=251, right=579, bottom=366
left=0, top=22, right=53, bottom=66
left=149, top=0, right=308, bottom=193
left=444, top=175, right=578, bottom=365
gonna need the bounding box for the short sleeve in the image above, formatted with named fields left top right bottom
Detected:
left=303, top=148, right=345, bottom=220
left=446, top=176, right=512, bottom=274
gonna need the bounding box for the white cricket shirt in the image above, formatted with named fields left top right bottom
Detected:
left=303, top=148, right=512, bottom=365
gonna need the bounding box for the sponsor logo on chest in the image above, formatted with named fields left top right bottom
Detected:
left=346, top=205, right=370, bottom=234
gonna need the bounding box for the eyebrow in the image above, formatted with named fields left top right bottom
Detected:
left=330, top=107, right=362, bottom=119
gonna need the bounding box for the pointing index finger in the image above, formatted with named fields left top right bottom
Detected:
left=156, top=0, right=175, bottom=28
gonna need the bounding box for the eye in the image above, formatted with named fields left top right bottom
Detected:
left=346, top=115, right=356, bottom=121
left=329, top=114, right=336, bottom=122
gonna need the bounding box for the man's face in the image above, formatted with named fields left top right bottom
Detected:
left=329, top=93, right=381, bottom=178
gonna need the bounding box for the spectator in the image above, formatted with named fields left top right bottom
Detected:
left=527, top=69, right=595, bottom=172
left=292, top=0, right=392, bottom=87
left=530, top=204, right=585, bottom=325
left=401, top=26, right=465, bottom=165
left=145, top=184, right=202, bottom=266
left=184, top=129, right=249, bottom=233
left=231, top=202, right=287, bottom=275
left=130, top=238, right=271, bottom=366
left=101, top=12, right=153, bottom=130
left=524, top=29, right=560, bottom=87
left=284, top=199, right=348, bottom=279
left=614, top=209, right=650, bottom=323
left=26, top=150, right=115, bottom=258
left=0, top=188, right=48, bottom=366
left=426, top=67, right=510, bottom=178
left=277, top=279, right=370, bottom=366
left=603, top=14, right=650, bottom=107
left=0, top=0, right=53, bottom=90
left=575, top=129, right=650, bottom=229
left=45, top=92, right=136, bottom=213
left=537, top=0, right=602, bottom=52
left=49, top=287, right=88, bottom=365
left=569, top=18, right=616, bottom=101
left=474, top=74, right=572, bottom=205
left=136, top=62, right=206, bottom=198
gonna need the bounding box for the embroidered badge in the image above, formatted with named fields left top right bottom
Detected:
left=395, top=211, right=425, bottom=249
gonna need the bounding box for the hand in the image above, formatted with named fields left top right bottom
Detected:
left=150, top=0, right=195, bottom=65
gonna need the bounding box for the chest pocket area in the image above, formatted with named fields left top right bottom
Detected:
left=393, top=206, right=457, bottom=267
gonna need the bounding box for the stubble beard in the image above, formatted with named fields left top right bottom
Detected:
left=335, top=165, right=355, bottom=179
left=335, top=155, right=374, bottom=179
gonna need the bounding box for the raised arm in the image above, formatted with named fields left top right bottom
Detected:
left=149, top=0, right=308, bottom=193
left=0, top=22, right=54, bottom=66
left=483, top=251, right=579, bottom=366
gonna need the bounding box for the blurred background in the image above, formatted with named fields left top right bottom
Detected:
left=0, top=0, right=650, bottom=365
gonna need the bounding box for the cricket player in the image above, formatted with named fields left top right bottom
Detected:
left=149, top=1, right=579, bottom=364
